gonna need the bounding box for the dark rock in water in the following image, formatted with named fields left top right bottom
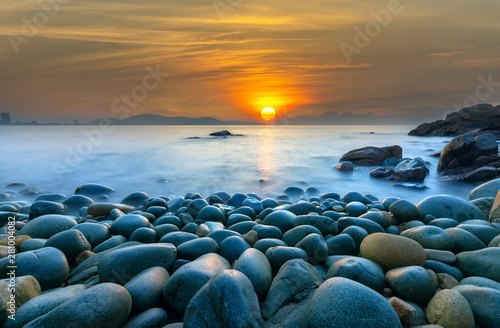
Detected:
left=163, top=253, right=230, bottom=315
left=45, top=229, right=92, bottom=263
left=184, top=270, right=263, bottom=328
left=370, top=167, right=426, bottom=182
left=62, top=195, right=94, bottom=213
left=409, top=103, right=500, bottom=138
left=87, top=203, right=135, bottom=218
left=18, top=214, right=77, bottom=239
left=120, top=191, right=149, bottom=207
left=0, top=247, right=68, bottom=290
left=308, top=277, right=402, bottom=328
left=22, top=283, right=132, bottom=328
left=35, top=193, right=67, bottom=202
left=74, top=183, right=115, bottom=197
left=336, top=161, right=354, bottom=171
left=233, top=248, right=272, bottom=300
left=123, top=308, right=169, bottom=328
left=186, top=136, right=201, bottom=139
left=98, top=243, right=176, bottom=284
left=124, top=267, right=169, bottom=312
left=395, top=157, right=430, bottom=173
left=393, top=182, right=428, bottom=190
left=262, top=259, right=323, bottom=319
left=29, top=200, right=68, bottom=219
left=209, top=130, right=232, bottom=136
left=284, top=186, right=304, bottom=198
left=340, top=145, right=403, bottom=166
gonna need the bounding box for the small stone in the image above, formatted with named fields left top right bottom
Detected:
left=385, top=266, right=436, bottom=305
left=388, top=297, right=416, bottom=328
left=426, top=289, right=475, bottom=328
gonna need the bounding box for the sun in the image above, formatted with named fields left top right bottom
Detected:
left=261, top=107, right=276, bottom=121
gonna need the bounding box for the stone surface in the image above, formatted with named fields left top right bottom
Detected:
left=401, top=226, right=454, bottom=251
left=110, top=214, right=151, bottom=239
left=445, top=227, right=486, bottom=253
left=233, top=248, right=272, bottom=300
left=340, top=145, right=403, bottom=166
left=87, top=203, right=134, bottom=218
left=264, top=246, right=308, bottom=274
left=426, top=289, right=475, bottom=328
left=124, top=266, right=169, bottom=312
left=123, top=308, right=168, bottom=328
left=176, top=237, right=219, bottom=261
left=18, top=214, right=77, bottom=239
left=417, top=195, right=487, bottom=222
left=390, top=200, right=422, bottom=224
left=453, top=284, right=500, bottom=328
left=455, top=247, right=500, bottom=282
left=359, top=233, right=426, bottom=270
left=388, top=297, right=416, bottom=328
left=308, top=277, right=402, bottom=328
left=386, top=266, right=436, bottom=305
left=470, top=178, right=500, bottom=200
left=45, top=229, right=92, bottom=262
left=460, top=276, right=500, bottom=291
left=327, top=256, right=385, bottom=292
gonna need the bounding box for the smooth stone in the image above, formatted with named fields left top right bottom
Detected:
left=35, top=193, right=67, bottom=202
left=453, top=284, right=500, bottom=328
left=186, top=198, right=209, bottom=219
left=129, top=227, right=157, bottom=243
left=389, top=199, right=422, bottom=224
left=219, top=236, right=250, bottom=265
left=425, top=249, right=456, bottom=264
left=124, top=266, right=169, bottom=312
left=455, top=223, right=500, bottom=245
left=445, top=227, right=486, bottom=253
left=162, top=253, right=230, bottom=315
left=325, top=234, right=357, bottom=256
left=343, top=191, right=368, bottom=204
left=62, top=194, right=94, bottom=213
left=293, top=215, right=338, bottom=236
left=23, top=283, right=131, bottom=328
left=242, top=198, right=264, bottom=213
left=337, top=217, right=385, bottom=234
left=295, top=233, right=328, bottom=264
left=261, top=198, right=280, bottom=209
left=146, top=206, right=167, bottom=218
left=455, top=247, right=500, bottom=282
left=98, top=243, right=176, bottom=284
left=308, top=277, right=402, bottom=328
left=28, top=201, right=68, bottom=219
left=110, top=214, right=151, bottom=238
left=45, top=229, right=91, bottom=262
left=196, top=205, right=225, bottom=223
left=19, top=238, right=46, bottom=252
left=345, top=201, right=367, bottom=217
left=488, top=234, right=500, bottom=247
left=252, top=224, right=283, bottom=239
left=424, top=260, right=464, bottom=281
left=120, top=191, right=149, bottom=207
left=2, top=285, right=87, bottom=328
left=262, top=259, right=323, bottom=319
left=327, top=256, right=385, bottom=292
left=0, top=247, right=68, bottom=290
left=123, top=308, right=168, bottom=328
left=0, top=235, right=30, bottom=249
left=388, top=297, right=416, bottom=328
left=401, top=226, right=455, bottom=251
left=144, top=197, right=168, bottom=210
left=428, top=218, right=458, bottom=229
left=18, top=214, right=77, bottom=239
left=282, top=225, right=322, bottom=246
left=262, top=210, right=297, bottom=233
left=469, top=178, right=500, bottom=200
left=71, top=222, right=110, bottom=248
left=403, top=220, right=425, bottom=230
left=228, top=193, right=248, bottom=207
left=264, top=246, right=308, bottom=274
left=177, top=237, right=219, bottom=261
left=0, top=275, right=41, bottom=322
left=417, top=195, right=487, bottom=222
left=184, top=270, right=262, bottom=328
left=180, top=222, right=198, bottom=234
left=461, top=276, right=500, bottom=291
left=87, top=203, right=134, bottom=218
left=426, top=289, right=474, bottom=328
left=360, top=212, right=387, bottom=228
left=75, top=250, right=95, bottom=266
left=385, top=225, right=400, bottom=235
left=74, top=183, right=115, bottom=197
left=206, top=229, right=241, bottom=246
left=253, top=238, right=287, bottom=254
left=341, top=226, right=368, bottom=250
left=93, top=235, right=128, bottom=253
left=153, top=215, right=182, bottom=228
left=228, top=221, right=257, bottom=234
left=227, top=213, right=252, bottom=226
left=233, top=248, right=272, bottom=300
left=227, top=206, right=256, bottom=220
left=360, top=233, right=426, bottom=270
left=386, top=266, right=436, bottom=305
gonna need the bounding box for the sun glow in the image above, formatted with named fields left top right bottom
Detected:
left=261, top=107, right=277, bottom=121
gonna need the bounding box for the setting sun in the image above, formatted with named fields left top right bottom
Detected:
left=261, top=107, right=277, bottom=121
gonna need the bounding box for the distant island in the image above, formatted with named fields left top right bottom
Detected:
left=87, top=114, right=256, bottom=126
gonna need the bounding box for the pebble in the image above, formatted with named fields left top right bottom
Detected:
left=45, top=229, right=91, bottom=263
left=385, top=266, right=436, bottom=305
left=123, top=308, right=168, bottom=328
left=177, top=237, right=219, bottom=261
left=233, top=248, right=272, bottom=300
left=327, top=256, right=385, bottom=292
left=417, top=195, right=487, bottom=222
left=400, top=226, right=455, bottom=251
left=110, top=214, right=151, bottom=238
left=455, top=247, right=500, bottom=282
left=426, top=289, right=475, bottom=328
left=18, top=214, right=77, bottom=239
left=124, top=266, right=169, bottom=312
left=453, top=284, right=500, bottom=328
left=264, top=246, right=308, bottom=274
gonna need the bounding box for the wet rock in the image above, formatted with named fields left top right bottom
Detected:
left=74, top=183, right=115, bottom=197
left=45, top=229, right=92, bottom=263
left=110, top=214, right=151, bottom=239
left=123, top=308, right=168, bottom=328
left=340, top=145, right=403, bottom=166
left=417, top=195, right=487, bottom=222
left=18, top=214, right=77, bottom=239
left=453, top=284, right=500, bottom=328
left=233, top=248, right=272, bottom=300
left=124, top=266, right=169, bottom=312
left=327, top=256, right=385, bottom=292
left=386, top=266, right=436, bottom=305
left=177, top=237, right=219, bottom=261
left=455, top=247, right=500, bottom=282
left=401, top=226, right=454, bottom=251
left=265, top=246, right=308, bottom=274
left=426, top=289, right=475, bottom=328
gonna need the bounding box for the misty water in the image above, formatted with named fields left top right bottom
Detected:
left=0, top=125, right=477, bottom=203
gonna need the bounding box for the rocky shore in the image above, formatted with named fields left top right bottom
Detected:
left=1, top=182, right=500, bottom=328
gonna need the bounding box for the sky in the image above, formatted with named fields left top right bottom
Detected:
left=0, top=0, right=500, bottom=123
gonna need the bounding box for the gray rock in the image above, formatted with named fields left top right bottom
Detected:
left=74, top=183, right=115, bottom=197
left=29, top=201, right=68, bottom=219
left=417, top=195, right=487, bottom=222
left=461, top=276, right=500, bottom=291
left=456, top=223, right=500, bottom=245
left=184, top=270, right=262, bottom=328
left=295, top=233, right=328, bottom=264
left=327, top=256, right=385, bottom=293
left=163, top=253, right=230, bottom=315
left=401, top=226, right=454, bottom=251
left=253, top=238, right=287, bottom=254
left=242, top=198, right=264, bottom=214
left=186, top=198, right=209, bottom=219
left=340, top=145, right=403, bottom=166
left=336, top=161, right=354, bottom=171
left=71, top=222, right=110, bottom=248
left=345, top=201, right=367, bottom=217
left=265, top=246, right=308, bottom=274
left=196, top=205, right=225, bottom=223
left=206, top=229, right=241, bottom=246
left=124, top=266, right=169, bottom=312
left=0, top=247, right=68, bottom=290
left=45, top=229, right=92, bottom=262
left=62, top=195, right=95, bottom=213
left=341, top=226, right=368, bottom=250
left=23, top=283, right=131, bottom=328
left=228, top=221, right=257, bottom=234
left=425, top=249, right=456, bottom=264
left=159, top=231, right=199, bottom=246
left=385, top=266, right=436, bottom=305
left=18, top=214, right=77, bottom=239
left=390, top=199, right=422, bottom=224
left=282, top=225, right=322, bottom=246
left=453, top=284, right=500, bottom=328
left=252, top=224, right=283, bottom=239
left=93, top=235, right=128, bottom=253
left=120, top=191, right=150, bottom=207
left=308, top=277, right=402, bottom=328
left=129, top=227, right=157, bottom=243
left=293, top=215, right=338, bottom=236
left=123, top=308, right=168, bottom=328
left=428, top=218, right=458, bottom=229
left=424, top=260, right=464, bottom=281
left=19, top=238, right=46, bottom=252
left=262, top=259, right=323, bottom=319
left=426, top=289, right=475, bottom=328
left=262, top=210, right=297, bottom=233
left=219, top=235, right=250, bottom=264
left=98, top=243, right=176, bottom=284
left=456, top=247, right=500, bottom=282
left=326, top=234, right=357, bottom=256
left=177, top=237, right=219, bottom=261
left=110, top=214, right=151, bottom=239
left=445, top=227, right=486, bottom=253
left=287, top=201, right=321, bottom=216
left=337, top=217, right=385, bottom=234
left=469, top=178, right=500, bottom=200
left=233, top=248, right=272, bottom=300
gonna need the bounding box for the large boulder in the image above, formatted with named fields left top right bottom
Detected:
left=18, top=215, right=77, bottom=239
left=308, top=277, right=402, bottom=328
left=416, top=195, right=487, bottom=222
left=232, top=248, right=272, bottom=300
left=438, top=133, right=477, bottom=170
left=469, top=178, right=500, bottom=200
left=455, top=248, right=500, bottom=282
left=340, top=145, right=403, bottom=166
left=184, top=270, right=263, bottom=328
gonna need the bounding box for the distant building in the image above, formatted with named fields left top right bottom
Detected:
left=0, top=113, right=11, bottom=125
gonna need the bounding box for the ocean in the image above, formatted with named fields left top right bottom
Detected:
left=0, top=125, right=477, bottom=203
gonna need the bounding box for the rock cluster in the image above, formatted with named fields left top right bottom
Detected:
left=1, top=182, right=500, bottom=327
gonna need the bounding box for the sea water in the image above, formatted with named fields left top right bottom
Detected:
left=0, top=125, right=476, bottom=203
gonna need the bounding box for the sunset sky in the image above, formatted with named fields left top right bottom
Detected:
left=1, top=0, right=499, bottom=123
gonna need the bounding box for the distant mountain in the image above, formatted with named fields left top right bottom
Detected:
left=87, top=114, right=257, bottom=125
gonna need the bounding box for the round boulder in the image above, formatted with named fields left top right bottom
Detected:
left=426, top=289, right=475, bottom=328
